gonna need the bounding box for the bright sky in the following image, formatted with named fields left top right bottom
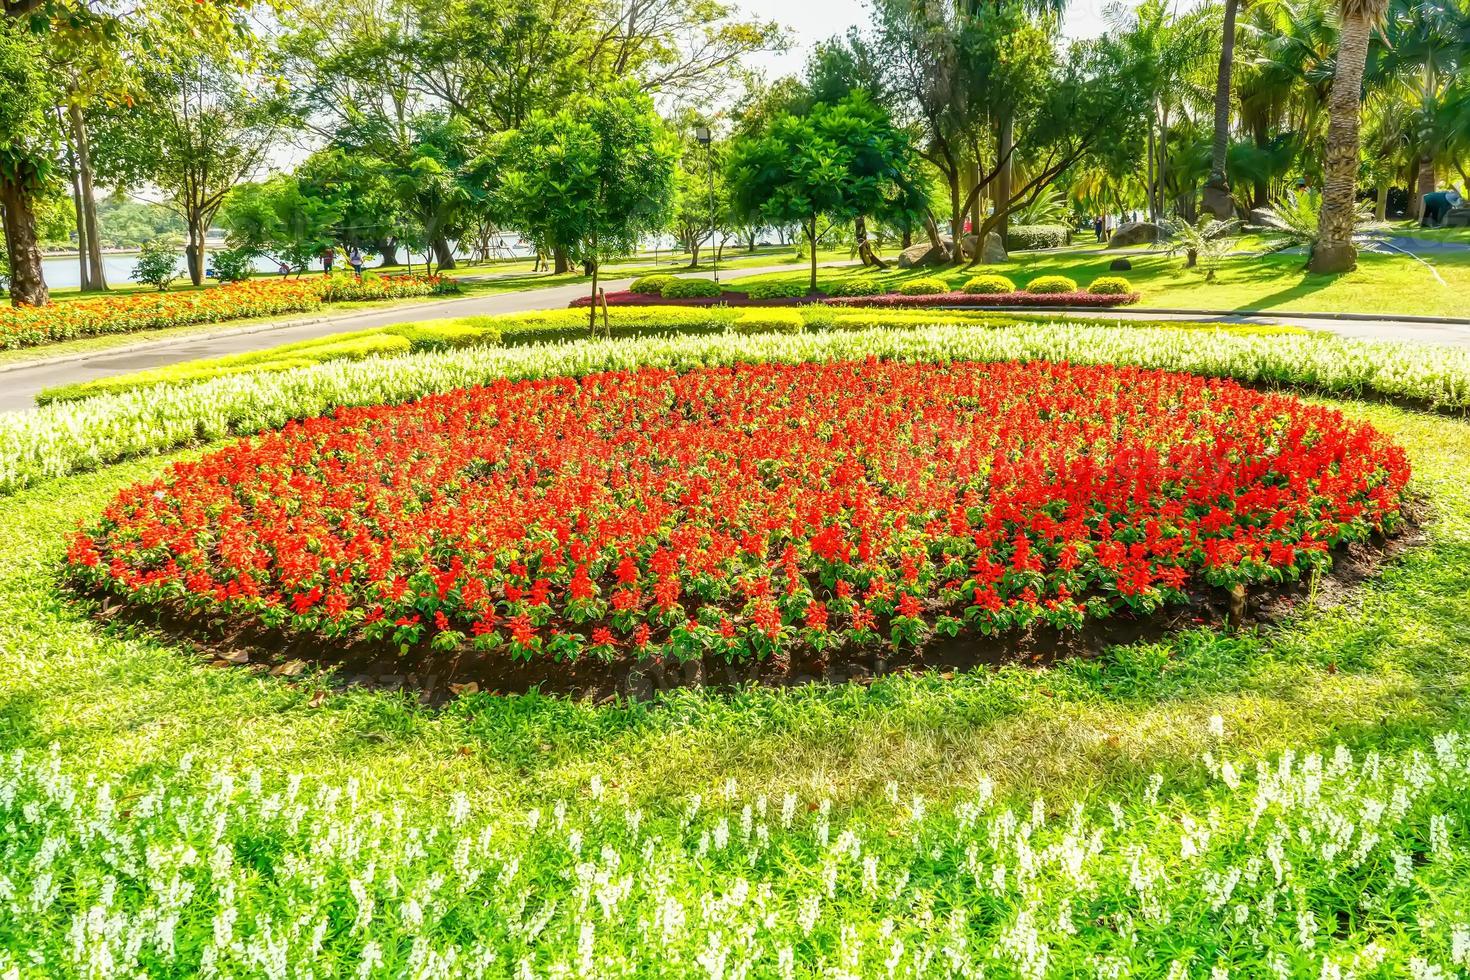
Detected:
left=736, top=0, right=1130, bottom=81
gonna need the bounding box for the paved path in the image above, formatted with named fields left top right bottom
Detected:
left=0, top=263, right=840, bottom=414
left=4, top=262, right=1467, bottom=413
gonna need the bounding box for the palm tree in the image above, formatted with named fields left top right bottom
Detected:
left=1310, top=0, right=1391, bottom=273
left=1202, top=0, right=1244, bottom=218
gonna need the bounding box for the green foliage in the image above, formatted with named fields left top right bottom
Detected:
left=1257, top=189, right=1374, bottom=251
left=725, top=93, right=927, bottom=290
left=743, top=279, right=809, bottom=300
left=628, top=274, right=677, bottom=295
left=1163, top=216, right=1242, bottom=280
left=218, top=176, right=342, bottom=273
left=1088, top=276, right=1134, bottom=295
left=129, top=240, right=181, bottom=291
left=1024, top=275, right=1080, bottom=294
left=0, top=23, right=58, bottom=195
left=660, top=278, right=723, bottom=298
left=211, top=247, right=256, bottom=284
left=962, top=274, right=1017, bottom=294
left=95, top=196, right=186, bottom=248
left=493, top=83, right=677, bottom=280
left=1005, top=224, right=1071, bottom=250
left=824, top=276, right=883, bottom=297
left=732, top=309, right=804, bottom=334
left=896, top=276, right=950, bottom=295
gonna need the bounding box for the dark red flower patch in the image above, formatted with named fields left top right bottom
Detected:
left=822, top=290, right=1141, bottom=308
left=573, top=288, right=1139, bottom=309
left=68, top=361, right=1410, bottom=665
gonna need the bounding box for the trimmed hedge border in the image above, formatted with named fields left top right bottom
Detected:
left=3, top=318, right=1468, bottom=497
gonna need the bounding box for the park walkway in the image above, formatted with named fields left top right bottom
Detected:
left=3, top=262, right=1468, bottom=413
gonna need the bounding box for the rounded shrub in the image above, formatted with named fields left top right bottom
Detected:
left=1087, top=276, right=1134, bottom=296
left=660, top=278, right=724, bottom=299
left=1004, top=225, right=1070, bottom=251
left=961, top=274, right=1016, bottom=295
left=212, top=247, right=256, bottom=284
left=1024, top=275, right=1079, bottom=295
left=896, top=276, right=950, bottom=296
left=629, top=274, right=677, bottom=295
left=744, top=280, right=808, bottom=300
left=732, top=309, right=804, bottom=334
left=826, top=276, right=883, bottom=297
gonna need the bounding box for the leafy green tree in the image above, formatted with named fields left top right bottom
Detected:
left=493, top=83, right=677, bottom=326
left=0, top=21, right=58, bottom=306
left=92, top=51, right=291, bottom=285
left=218, top=177, right=343, bottom=273
left=726, top=93, right=928, bottom=291
left=296, top=148, right=410, bottom=265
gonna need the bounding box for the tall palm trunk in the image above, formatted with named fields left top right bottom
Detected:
left=1201, top=0, right=1239, bottom=219
left=1310, top=0, right=1383, bottom=273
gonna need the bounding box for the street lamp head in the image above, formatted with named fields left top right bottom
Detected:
left=694, top=125, right=712, bottom=146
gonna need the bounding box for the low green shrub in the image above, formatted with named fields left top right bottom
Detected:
left=825, top=276, right=883, bottom=297
left=962, top=274, right=1017, bottom=295
left=628, top=274, right=677, bottom=295
left=1025, top=275, right=1079, bottom=294
left=743, top=280, right=809, bottom=300
left=660, top=278, right=723, bottom=299
left=1005, top=224, right=1070, bottom=250
left=130, top=240, right=181, bottom=291
left=1088, top=276, right=1134, bottom=296
left=211, top=247, right=256, bottom=284
left=732, top=309, right=804, bottom=334
left=385, top=320, right=500, bottom=351
left=896, top=276, right=950, bottom=296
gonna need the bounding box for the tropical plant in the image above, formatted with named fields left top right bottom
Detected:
left=1261, top=188, right=1372, bottom=255
left=1311, top=0, right=1392, bottom=272
left=1163, top=216, right=1241, bottom=279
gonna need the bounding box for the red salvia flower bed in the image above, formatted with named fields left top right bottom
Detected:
left=68, top=360, right=1410, bottom=665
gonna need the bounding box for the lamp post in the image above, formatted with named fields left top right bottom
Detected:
left=694, top=125, right=717, bottom=284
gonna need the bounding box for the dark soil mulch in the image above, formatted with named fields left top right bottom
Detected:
left=76, top=510, right=1427, bottom=707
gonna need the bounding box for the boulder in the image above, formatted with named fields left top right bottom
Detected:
left=897, top=240, right=949, bottom=268
left=1109, top=257, right=1133, bottom=272
left=978, top=231, right=1007, bottom=264
left=1447, top=208, right=1470, bottom=228
left=1107, top=221, right=1162, bottom=248
left=1246, top=207, right=1275, bottom=228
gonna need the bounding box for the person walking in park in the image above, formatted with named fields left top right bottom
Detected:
left=321, top=246, right=336, bottom=275
left=347, top=245, right=364, bottom=278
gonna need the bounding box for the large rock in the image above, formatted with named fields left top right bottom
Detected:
left=1447, top=208, right=1470, bottom=228
left=978, top=231, right=1007, bottom=264
left=1109, top=257, right=1133, bottom=271
left=1107, top=221, right=1162, bottom=248
left=1246, top=207, right=1275, bottom=227
left=897, top=240, right=949, bottom=268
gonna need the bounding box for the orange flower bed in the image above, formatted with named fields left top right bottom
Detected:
left=1, top=274, right=455, bottom=351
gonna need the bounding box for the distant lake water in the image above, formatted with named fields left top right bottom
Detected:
left=40, top=234, right=548, bottom=290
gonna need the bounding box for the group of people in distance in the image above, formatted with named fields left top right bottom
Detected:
left=316, top=246, right=365, bottom=277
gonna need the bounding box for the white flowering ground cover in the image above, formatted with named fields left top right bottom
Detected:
left=0, top=321, right=1469, bottom=976
left=3, top=732, right=1470, bottom=978
left=2, top=320, right=1468, bottom=495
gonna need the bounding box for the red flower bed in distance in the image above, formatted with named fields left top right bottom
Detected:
left=69, top=360, right=1410, bottom=664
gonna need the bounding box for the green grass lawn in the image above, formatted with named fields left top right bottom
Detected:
left=738, top=247, right=1470, bottom=318
left=1, top=396, right=1464, bottom=813
left=4, top=324, right=1469, bottom=972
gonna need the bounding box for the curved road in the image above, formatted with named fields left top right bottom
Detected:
left=3, top=261, right=1468, bottom=414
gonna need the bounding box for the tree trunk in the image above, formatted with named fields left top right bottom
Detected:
left=1375, top=180, right=1389, bottom=221
left=996, top=113, right=1014, bottom=242
left=432, top=235, right=456, bottom=270
left=63, top=119, right=93, bottom=293
left=855, top=216, right=888, bottom=269
left=187, top=219, right=205, bottom=286
left=1310, top=7, right=1375, bottom=274
left=1146, top=119, right=1158, bottom=223
left=553, top=245, right=570, bottom=274
left=1, top=177, right=49, bottom=306
left=588, top=236, right=599, bottom=332
left=1415, top=154, right=1436, bottom=221
left=687, top=242, right=701, bottom=268
left=377, top=237, right=400, bottom=267
left=68, top=100, right=106, bottom=290
left=807, top=215, right=819, bottom=293
left=1202, top=0, right=1239, bottom=220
